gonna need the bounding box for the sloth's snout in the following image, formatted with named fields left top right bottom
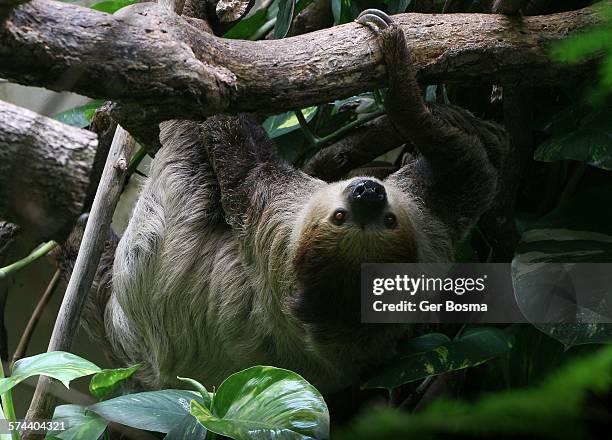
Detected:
left=347, top=179, right=387, bottom=223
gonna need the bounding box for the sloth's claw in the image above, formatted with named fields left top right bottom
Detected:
left=356, top=9, right=394, bottom=34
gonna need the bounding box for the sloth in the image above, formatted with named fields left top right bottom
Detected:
left=69, top=10, right=509, bottom=393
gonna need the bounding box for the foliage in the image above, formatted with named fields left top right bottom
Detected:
left=46, top=405, right=108, bottom=440
left=0, top=352, right=327, bottom=440
left=1, top=355, right=331, bottom=440
left=550, top=2, right=612, bottom=103
left=340, top=344, right=612, bottom=439
left=512, top=185, right=612, bottom=346
left=52, top=100, right=104, bottom=128
left=190, top=366, right=329, bottom=439
left=88, top=364, right=141, bottom=400
left=363, top=328, right=514, bottom=390
left=0, top=352, right=100, bottom=394
left=534, top=101, right=612, bottom=170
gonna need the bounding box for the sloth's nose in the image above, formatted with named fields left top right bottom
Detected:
left=348, top=179, right=387, bottom=222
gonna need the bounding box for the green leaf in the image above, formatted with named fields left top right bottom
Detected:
left=88, top=364, right=140, bottom=400
left=177, top=376, right=212, bottom=409
left=363, top=328, right=513, bottom=390
left=89, top=0, right=138, bottom=14
left=512, top=185, right=612, bottom=346
left=224, top=9, right=268, bottom=39
left=89, top=390, right=203, bottom=434
left=190, top=366, right=329, bottom=440
left=534, top=104, right=612, bottom=170
left=331, top=0, right=352, bottom=25
left=164, top=414, right=207, bottom=440
left=263, top=107, right=317, bottom=138
left=46, top=405, right=108, bottom=440
left=340, top=344, right=612, bottom=439
left=549, top=3, right=612, bottom=100
left=53, top=100, right=104, bottom=128
left=0, top=352, right=100, bottom=395
left=275, top=0, right=296, bottom=38
left=395, top=332, right=451, bottom=356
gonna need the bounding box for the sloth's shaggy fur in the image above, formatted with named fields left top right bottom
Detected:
left=65, top=24, right=509, bottom=393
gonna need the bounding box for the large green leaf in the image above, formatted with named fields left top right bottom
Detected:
left=88, top=364, right=140, bottom=400
left=363, top=328, right=514, bottom=390
left=263, top=107, right=317, bottom=138
left=534, top=104, right=612, bottom=170
left=0, top=352, right=100, bottom=395
left=46, top=405, right=107, bottom=440
left=53, top=100, right=104, bottom=128
left=512, top=185, right=612, bottom=346
left=340, top=344, right=612, bottom=439
left=89, top=390, right=203, bottom=434
left=275, top=0, right=296, bottom=38
left=190, top=366, right=329, bottom=440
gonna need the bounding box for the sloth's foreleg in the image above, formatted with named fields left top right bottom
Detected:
left=357, top=9, right=509, bottom=240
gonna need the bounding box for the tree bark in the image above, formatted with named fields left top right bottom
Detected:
left=0, top=0, right=603, bottom=135
left=0, top=100, right=98, bottom=242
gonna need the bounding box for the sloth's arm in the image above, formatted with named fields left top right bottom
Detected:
left=203, top=114, right=315, bottom=234
left=358, top=11, right=509, bottom=240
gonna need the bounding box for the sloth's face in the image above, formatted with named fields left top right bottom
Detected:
left=289, top=177, right=421, bottom=330
left=292, top=177, right=420, bottom=270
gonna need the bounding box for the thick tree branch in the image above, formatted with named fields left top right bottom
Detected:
left=0, top=0, right=603, bottom=133
left=0, top=100, right=98, bottom=242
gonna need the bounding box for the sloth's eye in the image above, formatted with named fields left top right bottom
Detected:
left=332, top=209, right=347, bottom=225
left=384, top=213, right=397, bottom=229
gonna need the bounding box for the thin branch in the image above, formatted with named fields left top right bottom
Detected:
left=0, top=1, right=604, bottom=151
left=0, top=241, right=57, bottom=280
left=12, top=269, right=61, bottom=364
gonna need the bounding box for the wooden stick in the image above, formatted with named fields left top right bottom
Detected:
left=12, top=269, right=61, bottom=364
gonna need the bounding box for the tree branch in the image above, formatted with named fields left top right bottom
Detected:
left=0, top=0, right=603, bottom=139
left=0, top=100, right=98, bottom=242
